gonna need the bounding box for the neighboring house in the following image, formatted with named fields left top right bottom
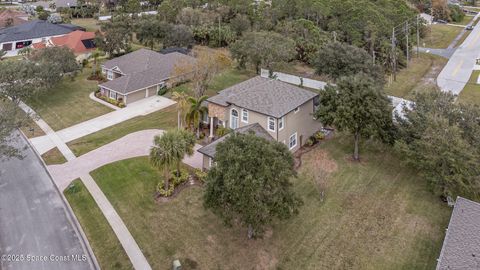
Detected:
left=99, top=48, right=195, bottom=106
left=436, top=197, right=480, bottom=270
left=0, top=20, right=84, bottom=56
left=32, top=30, right=95, bottom=61
left=199, top=75, right=322, bottom=170
left=28, top=0, right=77, bottom=11
left=0, top=9, right=29, bottom=29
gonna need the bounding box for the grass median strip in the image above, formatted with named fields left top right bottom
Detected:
left=64, top=179, right=133, bottom=270
left=458, top=70, right=480, bottom=105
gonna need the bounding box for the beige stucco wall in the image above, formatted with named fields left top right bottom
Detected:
left=202, top=155, right=211, bottom=171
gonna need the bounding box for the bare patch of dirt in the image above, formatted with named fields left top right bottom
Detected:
left=311, top=149, right=338, bottom=174
left=256, top=249, right=278, bottom=270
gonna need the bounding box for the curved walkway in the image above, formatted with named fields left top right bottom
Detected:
left=48, top=129, right=203, bottom=191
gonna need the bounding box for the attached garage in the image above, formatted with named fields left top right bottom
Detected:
left=126, top=89, right=147, bottom=104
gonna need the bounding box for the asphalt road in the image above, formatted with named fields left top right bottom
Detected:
left=437, top=13, right=480, bottom=95
left=0, top=133, right=97, bottom=270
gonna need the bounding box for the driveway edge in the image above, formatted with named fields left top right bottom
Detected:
left=18, top=130, right=101, bottom=270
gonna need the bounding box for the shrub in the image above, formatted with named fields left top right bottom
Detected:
left=314, top=131, right=325, bottom=141
left=306, top=138, right=315, bottom=147
left=118, top=102, right=125, bottom=108
left=156, top=182, right=175, bottom=197
left=171, top=169, right=189, bottom=186
left=157, top=169, right=190, bottom=197
left=215, top=126, right=231, bottom=137
left=194, top=169, right=207, bottom=183
left=157, top=86, right=168, bottom=96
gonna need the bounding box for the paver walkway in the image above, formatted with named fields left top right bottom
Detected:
left=49, top=129, right=203, bottom=190
left=29, top=95, right=176, bottom=154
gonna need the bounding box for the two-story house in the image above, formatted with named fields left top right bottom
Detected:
left=99, top=48, right=195, bottom=105
left=198, top=75, right=322, bottom=170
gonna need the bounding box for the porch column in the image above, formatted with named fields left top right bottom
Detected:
left=209, top=116, right=214, bottom=139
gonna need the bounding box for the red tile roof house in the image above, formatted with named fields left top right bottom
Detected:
left=0, top=9, right=29, bottom=29
left=32, top=30, right=96, bottom=61
left=98, top=48, right=195, bottom=106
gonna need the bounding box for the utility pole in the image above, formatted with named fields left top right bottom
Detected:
left=406, top=21, right=410, bottom=67
left=391, top=28, right=397, bottom=81
left=416, top=15, right=420, bottom=57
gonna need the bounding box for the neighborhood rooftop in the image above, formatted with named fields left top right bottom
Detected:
left=100, top=48, right=195, bottom=94
left=198, top=123, right=273, bottom=158
left=207, top=76, right=318, bottom=118
left=0, top=20, right=84, bottom=43
left=436, top=197, right=480, bottom=270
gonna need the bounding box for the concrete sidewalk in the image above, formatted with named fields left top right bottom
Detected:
left=30, top=96, right=176, bottom=154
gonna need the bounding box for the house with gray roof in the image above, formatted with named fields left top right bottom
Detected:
left=0, top=19, right=84, bottom=57
left=200, top=75, right=322, bottom=170
left=436, top=197, right=480, bottom=270
left=99, top=48, right=195, bottom=105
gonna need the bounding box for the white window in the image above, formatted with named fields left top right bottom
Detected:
left=267, top=117, right=275, bottom=132
left=241, top=109, right=248, bottom=123
left=230, top=109, right=239, bottom=129
left=289, top=133, right=297, bottom=150
left=109, top=91, right=117, bottom=100
left=278, top=117, right=284, bottom=130
left=107, top=70, right=113, bottom=80
left=294, top=107, right=300, bottom=113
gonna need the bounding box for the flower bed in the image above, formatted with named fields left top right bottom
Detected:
left=156, top=169, right=190, bottom=197
left=94, top=91, right=125, bottom=108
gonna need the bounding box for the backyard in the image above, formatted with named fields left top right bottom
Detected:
left=27, top=66, right=112, bottom=131
left=66, top=134, right=451, bottom=269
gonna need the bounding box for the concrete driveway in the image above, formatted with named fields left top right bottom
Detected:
left=0, top=133, right=97, bottom=270
left=48, top=129, right=203, bottom=191
left=437, top=13, right=480, bottom=95
left=30, top=96, right=176, bottom=155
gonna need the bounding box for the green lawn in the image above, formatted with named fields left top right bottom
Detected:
left=27, top=67, right=112, bottom=131
left=41, top=147, right=67, bottom=165
left=71, top=18, right=101, bottom=32
left=79, top=135, right=450, bottom=269
left=385, top=53, right=448, bottom=99
left=458, top=70, right=480, bottom=105
left=64, top=179, right=133, bottom=270
left=68, top=68, right=255, bottom=156
left=422, top=24, right=462, bottom=49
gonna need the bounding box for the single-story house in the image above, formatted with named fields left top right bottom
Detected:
left=436, top=197, right=480, bottom=269
left=99, top=48, right=195, bottom=105
left=0, top=20, right=84, bottom=57
left=0, top=9, right=29, bottom=29
left=32, top=30, right=95, bottom=61
left=199, top=75, right=323, bottom=170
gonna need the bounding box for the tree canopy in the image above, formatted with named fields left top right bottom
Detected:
left=204, top=132, right=302, bottom=238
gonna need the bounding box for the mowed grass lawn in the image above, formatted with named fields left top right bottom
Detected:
left=72, top=135, right=451, bottom=269
left=458, top=70, right=480, bottom=105
left=385, top=53, right=447, bottom=98
left=64, top=179, right=133, bottom=270
left=71, top=18, right=101, bottom=32
left=422, top=24, right=462, bottom=49
left=68, top=68, right=255, bottom=156
left=27, top=67, right=112, bottom=131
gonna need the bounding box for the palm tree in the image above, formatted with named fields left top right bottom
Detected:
left=150, top=129, right=196, bottom=190
left=90, top=49, right=103, bottom=75
left=185, top=95, right=209, bottom=138
left=171, top=91, right=189, bottom=129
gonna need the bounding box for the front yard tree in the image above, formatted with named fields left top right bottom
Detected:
left=185, top=95, right=208, bottom=138
left=316, top=73, right=393, bottom=161
left=204, top=132, right=302, bottom=239
left=30, top=47, right=79, bottom=81
left=230, top=31, right=296, bottom=73
left=150, top=129, right=195, bottom=190
left=171, top=91, right=189, bottom=129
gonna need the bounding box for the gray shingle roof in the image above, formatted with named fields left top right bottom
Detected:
left=0, top=20, right=83, bottom=43
left=198, top=123, right=273, bottom=158
left=100, top=48, right=195, bottom=94
left=436, top=197, right=480, bottom=270
left=208, top=76, right=318, bottom=118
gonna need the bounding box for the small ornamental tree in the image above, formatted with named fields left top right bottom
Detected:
left=204, top=132, right=302, bottom=238
left=316, top=73, right=393, bottom=161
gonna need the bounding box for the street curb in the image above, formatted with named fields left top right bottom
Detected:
left=18, top=130, right=101, bottom=270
